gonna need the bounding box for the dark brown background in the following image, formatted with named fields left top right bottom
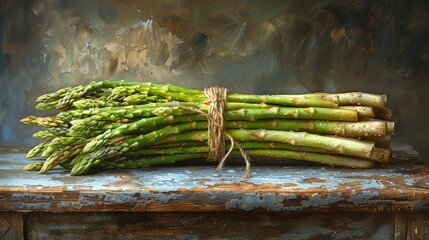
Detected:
left=1, top=0, right=428, bottom=159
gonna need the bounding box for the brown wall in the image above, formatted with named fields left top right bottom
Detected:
left=1, top=0, right=428, bottom=159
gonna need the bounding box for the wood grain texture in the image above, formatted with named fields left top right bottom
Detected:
left=0, top=212, right=24, bottom=240
left=0, top=144, right=428, bottom=213
left=395, top=213, right=429, bottom=240
left=26, top=212, right=397, bottom=240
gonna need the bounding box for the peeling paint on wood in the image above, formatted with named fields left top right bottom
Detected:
left=0, top=145, right=428, bottom=213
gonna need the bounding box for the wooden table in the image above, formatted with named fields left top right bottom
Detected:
left=0, top=144, right=428, bottom=239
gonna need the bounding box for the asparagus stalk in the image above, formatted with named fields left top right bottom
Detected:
left=226, top=130, right=374, bottom=158
left=39, top=142, right=87, bottom=173
left=336, top=92, right=387, bottom=107
left=246, top=149, right=374, bottom=168
left=83, top=116, right=387, bottom=158
left=23, top=162, right=45, bottom=171
left=20, top=116, right=68, bottom=128
left=136, top=141, right=390, bottom=163
left=226, top=93, right=339, bottom=108
left=22, top=80, right=395, bottom=176
left=339, top=106, right=374, bottom=119
left=26, top=141, right=50, bottom=158
left=36, top=80, right=202, bottom=109
left=66, top=104, right=359, bottom=140
left=128, top=142, right=323, bottom=156
left=70, top=121, right=210, bottom=175
left=146, top=129, right=375, bottom=159
left=81, top=115, right=205, bottom=154
left=97, top=153, right=205, bottom=170
left=97, top=148, right=374, bottom=170
left=226, top=120, right=389, bottom=138
left=42, top=137, right=86, bottom=158
left=36, top=81, right=388, bottom=111
left=32, top=127, right=69, bottom=138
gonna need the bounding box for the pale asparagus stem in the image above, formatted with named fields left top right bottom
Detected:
left=336, top=92, right=387, bottom=107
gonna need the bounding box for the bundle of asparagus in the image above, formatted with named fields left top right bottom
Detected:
left=21, top=80, right=394, bottom=177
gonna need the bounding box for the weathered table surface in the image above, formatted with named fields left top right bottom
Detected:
left=1, top=144, right=428, bottom=213
left=0, top=144, right=428, bottom=239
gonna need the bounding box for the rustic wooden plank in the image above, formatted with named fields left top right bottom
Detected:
left=394, top=213, right=408, bottom=240
left=0, top=212, right=24, bottom=240
left=26, top=212, right=396, bottom=239
left=395, top=213, right=429, bottom=240
left=0, top=144, right=428, bottom=212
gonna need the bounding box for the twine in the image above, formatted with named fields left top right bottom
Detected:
left=204, top=87, right=227, bottom=162
left=178, top=87, right=251, bottom=178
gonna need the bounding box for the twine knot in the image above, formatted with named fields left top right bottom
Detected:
left=204, top=87, right=228, bottom=162
left=205, top=87, right=251, bottom=177
left=179, top=87, right=251, bottom=178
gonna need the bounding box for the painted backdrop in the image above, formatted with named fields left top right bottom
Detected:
left=1, top=0, right=428, bottom=159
